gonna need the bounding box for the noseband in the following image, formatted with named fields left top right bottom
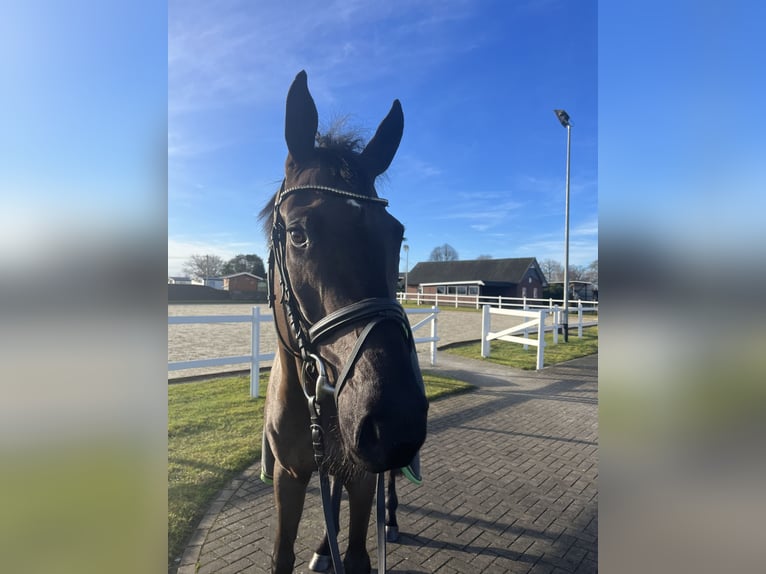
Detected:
left=267, top=182, right=412, bottom=573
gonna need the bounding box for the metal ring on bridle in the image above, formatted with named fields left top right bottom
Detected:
left=301, top=353, right=335, bottom=409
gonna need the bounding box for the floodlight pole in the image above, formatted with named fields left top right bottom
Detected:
left=403, top=244, right=409, bottom=302
left=554, top=109, right=571, bottom=342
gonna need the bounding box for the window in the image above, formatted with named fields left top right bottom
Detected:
left=468, top=285, right=479, bottom=295
left=436, top=286, right=445, bottom=294
left=522, top=287, right=527, bottom=297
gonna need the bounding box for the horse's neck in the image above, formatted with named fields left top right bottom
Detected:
left=273, top=345, right=306, bottom=403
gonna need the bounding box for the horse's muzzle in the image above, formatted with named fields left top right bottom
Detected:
left=352, top=401, right=428, bottom=473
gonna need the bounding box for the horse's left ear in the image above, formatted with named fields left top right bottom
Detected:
left=360, top=99, right=404, bottom=178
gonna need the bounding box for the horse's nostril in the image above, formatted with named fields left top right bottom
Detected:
left=356, top=417, right=383, bottom=452
left=354, top=415, right=425, bottom=473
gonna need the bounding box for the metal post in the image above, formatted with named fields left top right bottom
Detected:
left=251, top=306, right=260, bottom=398
left=402, top=244, right=409, bottom=303
left=554, top=109, right=572, bottom=343
left=563, top=122, right=571, bottom=342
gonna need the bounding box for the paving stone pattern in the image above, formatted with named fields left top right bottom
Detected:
left=177, top=351, right=598, bottom=573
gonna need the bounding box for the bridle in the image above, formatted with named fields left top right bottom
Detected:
left=267, top=181, right=414, bottom=574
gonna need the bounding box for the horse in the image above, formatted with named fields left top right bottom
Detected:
left=259, top=70, right=428, bottom=574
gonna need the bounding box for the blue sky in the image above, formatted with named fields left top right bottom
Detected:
left=168, top=0, right=597, bottom=276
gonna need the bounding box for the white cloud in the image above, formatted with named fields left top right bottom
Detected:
left=573, top=217, right=599, bottom=237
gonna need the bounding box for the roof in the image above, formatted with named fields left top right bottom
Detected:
left=223, top=272, right=264, bottom=280
left=406, top=257, right=544, bottom=286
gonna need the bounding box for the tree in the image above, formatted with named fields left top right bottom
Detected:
left=221, top=253, right=266, bottom=278
left=540, top=259, right=564, bottom=282
left=182, top=254, right=224, bottom=279
left=568, top=265, right=588, bottom=282
left=584, top=259, right=598, bottom=284
left=476, top=254, right=493, bottom=260
left=429, top=243, right=459, bottom=262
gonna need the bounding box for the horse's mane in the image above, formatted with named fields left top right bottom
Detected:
left=258, top=122, right=373, bottom=237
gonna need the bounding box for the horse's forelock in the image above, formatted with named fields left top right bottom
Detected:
left=258, top=126, right=380, bottom=239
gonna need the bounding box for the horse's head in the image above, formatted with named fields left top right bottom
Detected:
left=262, top=71, right=427, bottom=475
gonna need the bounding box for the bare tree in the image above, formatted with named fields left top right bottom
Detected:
left=429, top=243, right=459, bottom=261
left=584, top=259, right=598, bottom=284
left=540, top=258, right=564, bottom=282
left=182, top=254, right=224, bottom=279
left=568, top=265, right=588, bottom=282
left=476, top=254, right=493, bottom=260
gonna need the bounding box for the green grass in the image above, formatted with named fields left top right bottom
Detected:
left=168, top=371, right=473, bottom=567
left=445, top=326, right=598, bottom=369
left=168, top=374, right=268, bottom=566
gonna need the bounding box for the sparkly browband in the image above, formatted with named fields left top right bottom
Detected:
left=277, top=184, right=389, bottom=207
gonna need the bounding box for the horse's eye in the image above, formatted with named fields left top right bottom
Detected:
left=288, top=228, right=308, bottom=247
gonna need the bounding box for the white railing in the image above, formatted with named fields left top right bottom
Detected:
left=398, top=291, right=598, bottom=313
left=406, top=305, right=440, bottom=367
left=480, top=301, right=598, bottom=370
left=481, top=306, right=554, bottom=370
left=575, top=302, right=599, bottom=337
left=168, top=306, right=273, bottom=398
left=168, top=306, right=440, bottom=398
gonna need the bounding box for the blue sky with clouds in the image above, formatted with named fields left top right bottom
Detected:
left=168, top=0, right=597, bottom=276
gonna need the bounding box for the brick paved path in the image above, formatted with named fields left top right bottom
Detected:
left=177, top=353, right=598, bottom=573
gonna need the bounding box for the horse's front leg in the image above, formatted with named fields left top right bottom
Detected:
left=385, top=470, right=399, bottom=542
left=308, top=476, right=343, bottom=572
left=272, top=464, right=311, bottom=574
left=343, top=472, right=376, bottom=574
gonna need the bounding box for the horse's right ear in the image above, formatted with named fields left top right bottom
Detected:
left=285, top=70, right=318, bottom=164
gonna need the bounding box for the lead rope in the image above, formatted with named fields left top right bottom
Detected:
left=377, top=472, right=386, bottom=573
left=305, top=358, right=345, bottom=573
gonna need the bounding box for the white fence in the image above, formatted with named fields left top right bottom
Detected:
left=398, top=291, right=598, bottom=313
left=573, top=302, right=598, bottom=337
left=480, top=302, right=598, bottom=370
left=168, top=306, right=440, bottom=398
left=481, top=306, right=553, bottom=370
left=168, top=307, right=273, bottom=398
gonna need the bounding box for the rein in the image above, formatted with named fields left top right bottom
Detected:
left=268, top=182, right=407, bottom=574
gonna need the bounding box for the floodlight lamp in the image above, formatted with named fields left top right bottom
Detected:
left=554, top=109, right=570, bottom=128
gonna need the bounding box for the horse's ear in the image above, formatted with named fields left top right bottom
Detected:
left=360, top=99, right=404, bottom=178
left=285, top=70, right=318, bottom=164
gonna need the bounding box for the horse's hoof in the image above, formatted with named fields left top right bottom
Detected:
left=309, top=552, right=332, bottom=572
left=385, top=525, right=399, bottom=543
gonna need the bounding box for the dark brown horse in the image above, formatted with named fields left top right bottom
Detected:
left=259, top=71, right=428, bottom=574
